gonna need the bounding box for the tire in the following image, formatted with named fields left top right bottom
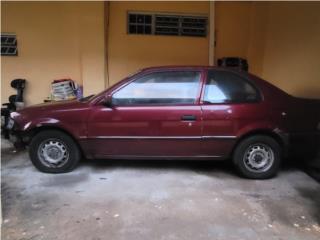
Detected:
left=29, top=130, right=81, bottom=173
left=233, top=135, right=281, bottom=179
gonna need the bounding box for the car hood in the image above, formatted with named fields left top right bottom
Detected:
left=18, top=100, right=86, bottom=113
left=11, top=100, right=91, bottom=130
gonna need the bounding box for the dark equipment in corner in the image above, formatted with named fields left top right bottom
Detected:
left=1, top=79, right=26, bottom=139
left=217, top=57, right=249, bottom=72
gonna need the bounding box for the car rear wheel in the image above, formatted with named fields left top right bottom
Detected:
left=29, top=130, right=81, bottom=173
left=233, top=135, right=281, bottom=179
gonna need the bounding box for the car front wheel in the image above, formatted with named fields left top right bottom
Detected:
left=29, top=130, right=81, bottom=173
left=233, top=135, right=281, bottom=179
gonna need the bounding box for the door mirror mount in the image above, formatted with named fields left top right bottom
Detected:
left=103, top=95, right=113, bottom=108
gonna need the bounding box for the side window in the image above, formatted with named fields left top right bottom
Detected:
left=203, top=71, right=260, bottom=103
left=113, top=71, right=201, bottom=105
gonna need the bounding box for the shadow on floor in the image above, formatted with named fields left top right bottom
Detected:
left=78, top=156, right=311, bottom=179
left=79, top=157, right=237, bottom=176
left=78, top=155, right=320, bottom=183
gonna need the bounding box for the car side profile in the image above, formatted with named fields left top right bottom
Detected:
left=8, top=66, right=320, bottom=179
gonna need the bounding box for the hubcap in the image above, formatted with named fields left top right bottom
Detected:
left=37, top=139, right=69, bottom=168
left=243, top=144, right=274, bottom=173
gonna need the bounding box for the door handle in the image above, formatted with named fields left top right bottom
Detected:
left=181, top=115, right=197, bottom=121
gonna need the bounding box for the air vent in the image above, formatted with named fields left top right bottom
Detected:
left=1, top=34, right=18, bottom=56
left=128, top=12, right=207, bottom=37
left=181, top=17, right=207, bottom=37
left=155, top=15, right=179, bottom=35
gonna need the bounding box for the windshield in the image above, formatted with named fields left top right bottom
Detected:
left=82, top=69, right=144, bottom=102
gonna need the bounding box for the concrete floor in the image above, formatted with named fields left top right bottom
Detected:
left=1, top=139, right=320, bottom=240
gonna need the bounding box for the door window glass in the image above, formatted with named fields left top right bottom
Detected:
left=204, top=71, right=259, bottom=103
left=113, top=71, right=201, bottom=105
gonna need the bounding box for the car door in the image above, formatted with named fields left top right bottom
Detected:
left=86, top=69, right=204, bottom=158
left=200, top=69, right=265, bottom=157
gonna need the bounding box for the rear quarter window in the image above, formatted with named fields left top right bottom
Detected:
left=204, top=70, right=260, bottom=103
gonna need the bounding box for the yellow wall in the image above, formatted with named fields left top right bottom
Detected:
left=215, top=1, right=252, bottom=61
left=214, top=1, right=268, bottom=76
left=1, top=2, right=105, bottom=105
left=2, top=1, right=319, bottom=105
left=260, top=2, right=320, bottom=99
left=246, top=2, right=269, bottom=76
left=107, top=1, right=210, bottom=86
left=215, top=1, right=320, bottom=99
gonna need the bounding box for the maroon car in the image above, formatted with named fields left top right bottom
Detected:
left=7, top=66, right=320, bottom=179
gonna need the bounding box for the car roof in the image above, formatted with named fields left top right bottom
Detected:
left=140, top=65, right=254, bottom=79
left=141, top=65, right=213, bottom=71
left=140, top=65, right=251, bottom=75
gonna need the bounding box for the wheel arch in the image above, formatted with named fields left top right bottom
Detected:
left=231, top=129, right=288, bottom=158
left=26, top=125, right=85, bottom=157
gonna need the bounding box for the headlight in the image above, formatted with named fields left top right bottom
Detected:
left=7, top=118, right=15, bottom=129
left=10, top=111, right=20, bottom=118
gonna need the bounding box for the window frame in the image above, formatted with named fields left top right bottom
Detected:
left=110, top=69, right=205, bottom=107
left=200, top=69, right=263, bottom=105
left=127, top=13, right=153, bottom=35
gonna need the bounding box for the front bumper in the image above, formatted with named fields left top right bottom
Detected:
left=5, top=117, right=27, bottom=149
left=8, top=130, right=26, bottom=149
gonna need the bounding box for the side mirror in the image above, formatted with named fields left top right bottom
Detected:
left=103, top=95, right=113, bottom=108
